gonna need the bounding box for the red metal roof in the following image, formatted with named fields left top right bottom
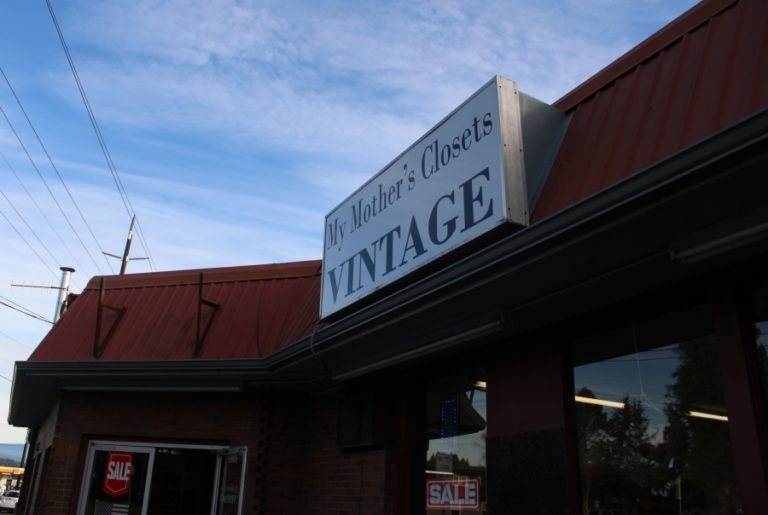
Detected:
left=534, top=0, right=768, bottom=221
left=29, top=260, right=321, bottom=361
left=26, top=1, right=768, bottom=364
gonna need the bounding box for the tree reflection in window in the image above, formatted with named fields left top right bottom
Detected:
left=757, top=323, right=768, bottom=405
left=574, top=331, right=740, bottom=515
left=750, top=281, right=768, bottom=426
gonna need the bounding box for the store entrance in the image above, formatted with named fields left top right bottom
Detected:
left=77, top=442, right=247, bottom=515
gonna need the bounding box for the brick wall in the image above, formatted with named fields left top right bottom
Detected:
left=23, top=385, right=406, bottom=515
left=28, top=390, right=265, bottom=515
left=263, top=391, right=394, bottom=514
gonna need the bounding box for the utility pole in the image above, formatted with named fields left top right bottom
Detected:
left=103, top=215, right=148, bottom=275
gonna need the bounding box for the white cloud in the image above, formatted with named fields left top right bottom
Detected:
left=0, top=0, right=699, bottom=441
left=54, top=0, right=698, bottom=167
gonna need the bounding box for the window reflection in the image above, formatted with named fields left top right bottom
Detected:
left=751, top=284, right=768, bottom=425
left=574, top=315, right=740, bottom=515
left=754, top=322, right=768, bottom=418
left=426, top=374, right=486, bottom=514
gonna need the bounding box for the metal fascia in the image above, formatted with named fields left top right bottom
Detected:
left=307, top=109, right=768, bottom=354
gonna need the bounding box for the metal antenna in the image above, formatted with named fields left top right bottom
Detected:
left=11, top=266, right=75, bottom=323
left=103, top=215, right=149, bottom=275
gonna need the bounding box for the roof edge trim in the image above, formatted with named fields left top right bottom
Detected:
left=83, top=260, right=322, bottom=291
left=554, top=0, right=737, bottom=111
left=312, top=108, right=768, bottom=349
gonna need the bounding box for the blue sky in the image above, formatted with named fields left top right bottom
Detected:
left=0, top=0, right=699, bottom=442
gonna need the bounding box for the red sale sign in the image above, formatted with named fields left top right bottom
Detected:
left=426, top=477, right=480, bottom=511
left=102, top=452, right=134, bottom=497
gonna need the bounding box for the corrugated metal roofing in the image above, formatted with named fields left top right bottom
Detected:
left=25, top=0, right=768, bottom=364
left=29, top=260, right=321, bottom=361
left=534, top=0, right=768, bottom=221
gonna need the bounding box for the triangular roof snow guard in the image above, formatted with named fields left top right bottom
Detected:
left=10, top=0, right=768, bottom=429
left=30, top=260, right=322, bottom=362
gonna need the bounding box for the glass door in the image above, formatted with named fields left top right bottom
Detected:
left=77, top=442, right=247, bottom=515
left=146, top=447, right=218, bottom=514
left=78, top=444, right=154, bottom=515
left=215, top=447, right=247, bottom=515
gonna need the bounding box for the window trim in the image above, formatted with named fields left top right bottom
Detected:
left=75, top=440, right=237, bottom=515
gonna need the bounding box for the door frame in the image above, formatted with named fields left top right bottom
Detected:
left=76, top=440, right=240, bottom=515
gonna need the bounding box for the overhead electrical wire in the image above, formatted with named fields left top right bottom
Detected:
left=0, top=66, right=115, bottom=275
left=0, top=203, right=59, bottom=280
left=0, top=329, right=34, bottom=350
left=45, top=0, right=156, bottom=271
left=0, top=149, right=87, bottom=283
left=0, top=184, right=84, bottom=291
left=0, top=189, right=63, bottom=277
left=0, top=295, right=51, bottom=325
left=0, top=103, right=105, bottom=275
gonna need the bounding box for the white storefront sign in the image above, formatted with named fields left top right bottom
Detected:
left=321, top=76, right=529, bottom=318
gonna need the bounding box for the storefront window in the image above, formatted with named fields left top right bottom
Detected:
left=425, top=373, right=487, bottom=513
left=77, top=442, right=246, bottom=515
left=755, top=322, right=768, bottom=413
left=751, top=285, right=768, bottom=423
left=573, top=310, right=740, bottom=515
left=81, top=447, right=151, bottom=515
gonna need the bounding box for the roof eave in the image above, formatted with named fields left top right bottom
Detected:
left=11, top=108, right=768, bottom=428
left=9, top=356, right=330, bottom=427
left=307, top=108, right=768, bottom=375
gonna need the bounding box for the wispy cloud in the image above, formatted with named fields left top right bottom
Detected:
left=0, top=0, right=698, bottom=441
left=53, top=4, right=607, bottom=142
left=55, top=0, right=697, bottom=171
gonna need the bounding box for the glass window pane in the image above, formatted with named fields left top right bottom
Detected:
left=216, top=447, right=246, bottom=515
left=751, top=285, right=768, bottom=424
left=426, top=373, right=486, bottom=513
left=573, top=318, right=740, bottom=515
left=146, top=448, right=217, bottom=515
left=755, top=322, right=768, bottom=414
left=82, top=450, right=149, bottom=515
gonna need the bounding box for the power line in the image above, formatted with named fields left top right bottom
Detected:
left=0, top=103, right=105, bottom=274
left=0, top=296, right=52, bottom=325
left=0, top=149, right=88, bottom=286
left=45, top=0, right=156, bottom=271
left=0, top=188, right=62, bottom=277
left=0, top=66, right=115, bottom=274
left=132, top=216, right=155, bottom=271
left=0, top=329, right=34, bottom=350
left=0, top=295, right=48, bottom=319
left=0, top=202, right=59, bottom=280
left=103, top=214, right=150, bottom=275
left=0, top=186, right=84, bottom=291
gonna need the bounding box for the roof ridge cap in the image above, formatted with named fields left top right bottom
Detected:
left=554, top=0, right=738, bottom=111
left=83, top=260, right=322, bottom=290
